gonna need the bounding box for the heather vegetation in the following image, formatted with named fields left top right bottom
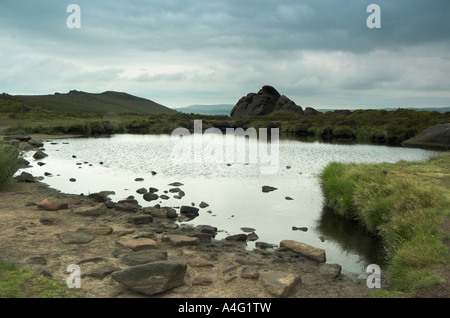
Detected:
left=1, top=93, right=449, bottom=147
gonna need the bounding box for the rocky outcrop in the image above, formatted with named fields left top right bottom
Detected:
left=230, top=86, right=315, bottom=117
left=402, top=123, right=450, bottom=150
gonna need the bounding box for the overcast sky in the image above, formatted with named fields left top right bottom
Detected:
left=1, top=0, right=449, bottom=109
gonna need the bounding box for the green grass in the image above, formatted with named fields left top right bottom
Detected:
left=319, top=153, right=450, bottom=295
left=0, top=141, right=22, bottom=190
left=0, top=259, right=84, bottom=298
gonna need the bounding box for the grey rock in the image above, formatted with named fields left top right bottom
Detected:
left=260, top=271, right=302, bottom=297
left=83, top=264, right=121, bottom=279
left=33, top=150, right=48, bottom=160
left=111, top=261, right=187, bottom=296
left=128, top=215, right=153, bottom=225
left=225, top=234, right=248, bottom=241
left=17, top=171, right=35, bottom=183
left=59, top=231, right=94, bottom=244
left=262, top=185, right=278, bottom=193
left=121, top=251, right=168, bottom=266
left=319, top=263, right=342, bottom=279
left=143, top=193, right=159, bottom=202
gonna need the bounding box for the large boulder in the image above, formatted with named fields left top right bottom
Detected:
left=111, top=261, right=187, bottom=296
left=402, top=123, right=450, bottom=150
left=230, top=85, right=307, bottom=117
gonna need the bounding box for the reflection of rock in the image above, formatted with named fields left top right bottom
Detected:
left=262, top=186, right=277, bottom=193
left=402, top=123, right=450, bottom=150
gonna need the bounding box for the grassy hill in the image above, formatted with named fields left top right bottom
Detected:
left=14, top=90, right=177, bottom=115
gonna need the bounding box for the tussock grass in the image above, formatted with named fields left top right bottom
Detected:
left=0, top=259, right=84, bottom=298
left=0, top=140, right=22, bottom=190
left=319, top=153, right=450, bottom=295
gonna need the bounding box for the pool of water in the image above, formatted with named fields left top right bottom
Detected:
left=19, top=134, right=441, bottom=274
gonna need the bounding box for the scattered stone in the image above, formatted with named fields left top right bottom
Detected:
left=37, top=162, right=46, bottom=166
left=240, top=227, right=256, bottom=233
left=241, top=266, right=259, bottom=279
left=193, top=277, right=213, bottom=286
left=77, top=224, right=113, bottom=236
left=180, top=205, right=199, bottom=218
left=225, top=234, right=248, bottom=241
left=17, top=172, right=35, bottom=183
left=143, top=193, right=159, bottom=202
left=111, top=261, right=187, bottom=296
left=199, top=201, right=209, bottom=209
left=37, top=198, right=68, bottom=211
left=285, top=196, right=294, bottom=200
left=188, top=257, right=214, bottom=268
left=121, top=250, right=168, bottom=266
left=83, top=264, right=121, bottom=279
left=151, top=171, right=157, bottom=175
left=149, top=187, right=159, bottom=193
left=168, top=182, right=184, bottom=186
left=162, top=234, right=200, bottom=247
left=39, top=217, right=59, bottom=225
left=135, top=178, right=144, bottom=181
left=292, top=226, right=308, bottom=232
left=260, top=271, right=302, bottom=297
left=247, top=232, right=259, bottom=241
left=319, top=263, right=342, bottom=279
left=33, top=150, right=48, bottom=160
left=143, top=207, right=167, bottom=218
left=118, top=238, right=158, bottom=251
left=59, top=231, right=95, bottom=244
left=280, top=240, right=326, bottom=263
left=169, top=188, right=181, bottom=193
left=160, top=195, right=170, bottom=200
left=136, top=187, right=148, bottom=194
left=73, top=203, right=107, bottom=216
left=262, top=186, right=277, bottom=193
left=128, top=215, right=153, bottom=225
left=255, top=242, right=277, bottom=249
left=28, top=256, right=47, bottom=265
left=115, top=202, right=139, bottom=213
left=69, top=178, right=76, bottom=182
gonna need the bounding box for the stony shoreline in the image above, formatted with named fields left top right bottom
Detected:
left=0, top=134, right=372, bottom=298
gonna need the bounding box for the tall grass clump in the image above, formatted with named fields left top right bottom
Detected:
left=0, top=140, right=22, bottom=190
left=319, top=154, right=450, bottom=294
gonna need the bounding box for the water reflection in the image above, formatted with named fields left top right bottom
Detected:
left=315, top=207, right=388, bottom=270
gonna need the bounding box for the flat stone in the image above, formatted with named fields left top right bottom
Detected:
left=115, top=202, right=139, bottom=212
left=260, top=271, right=302, bottom=297
left=73, top=203, right=107, bottom=216
left=37, top=198, right=68, bottom=211
left=188, top=257, right=214, bottom=268
left=111, top=261, right=187, bottom=296
left=59, top=231, right=94, bottom=244
left=121, top=250, right=168, bottom=266
left=280, top=240, right=326, bottom=263
left=193, top=277, right=213, bottom=286
left=118, top=239, right=158, bottom=251
left=162, top=234, right=200, bottom=247
left=128, top=215, right=153, bottom=225
left=82, top=264, right=121, bottom=279
left=77, top=225, right=113, bottom=236
left=225, top=234, right=248, bottom=241
left=241, top=266, right=259, bottom=279
left=319, top=263, right=342, bottom=279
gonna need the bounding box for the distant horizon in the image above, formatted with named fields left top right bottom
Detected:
left=5, top=89, right=449, bottom=111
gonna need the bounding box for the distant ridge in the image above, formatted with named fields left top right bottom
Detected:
left=174, top=104, right=234, bottom=115
left=14, top=90, right=177, bottom=114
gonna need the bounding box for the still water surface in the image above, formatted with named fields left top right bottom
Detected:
left=20, top=134, right=441, bottom=274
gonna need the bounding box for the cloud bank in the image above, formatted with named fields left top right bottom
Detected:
left=1, top=0, right=449, bottom=108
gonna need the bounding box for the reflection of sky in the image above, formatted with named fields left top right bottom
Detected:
left=19, top=134, right=440, bottom=273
